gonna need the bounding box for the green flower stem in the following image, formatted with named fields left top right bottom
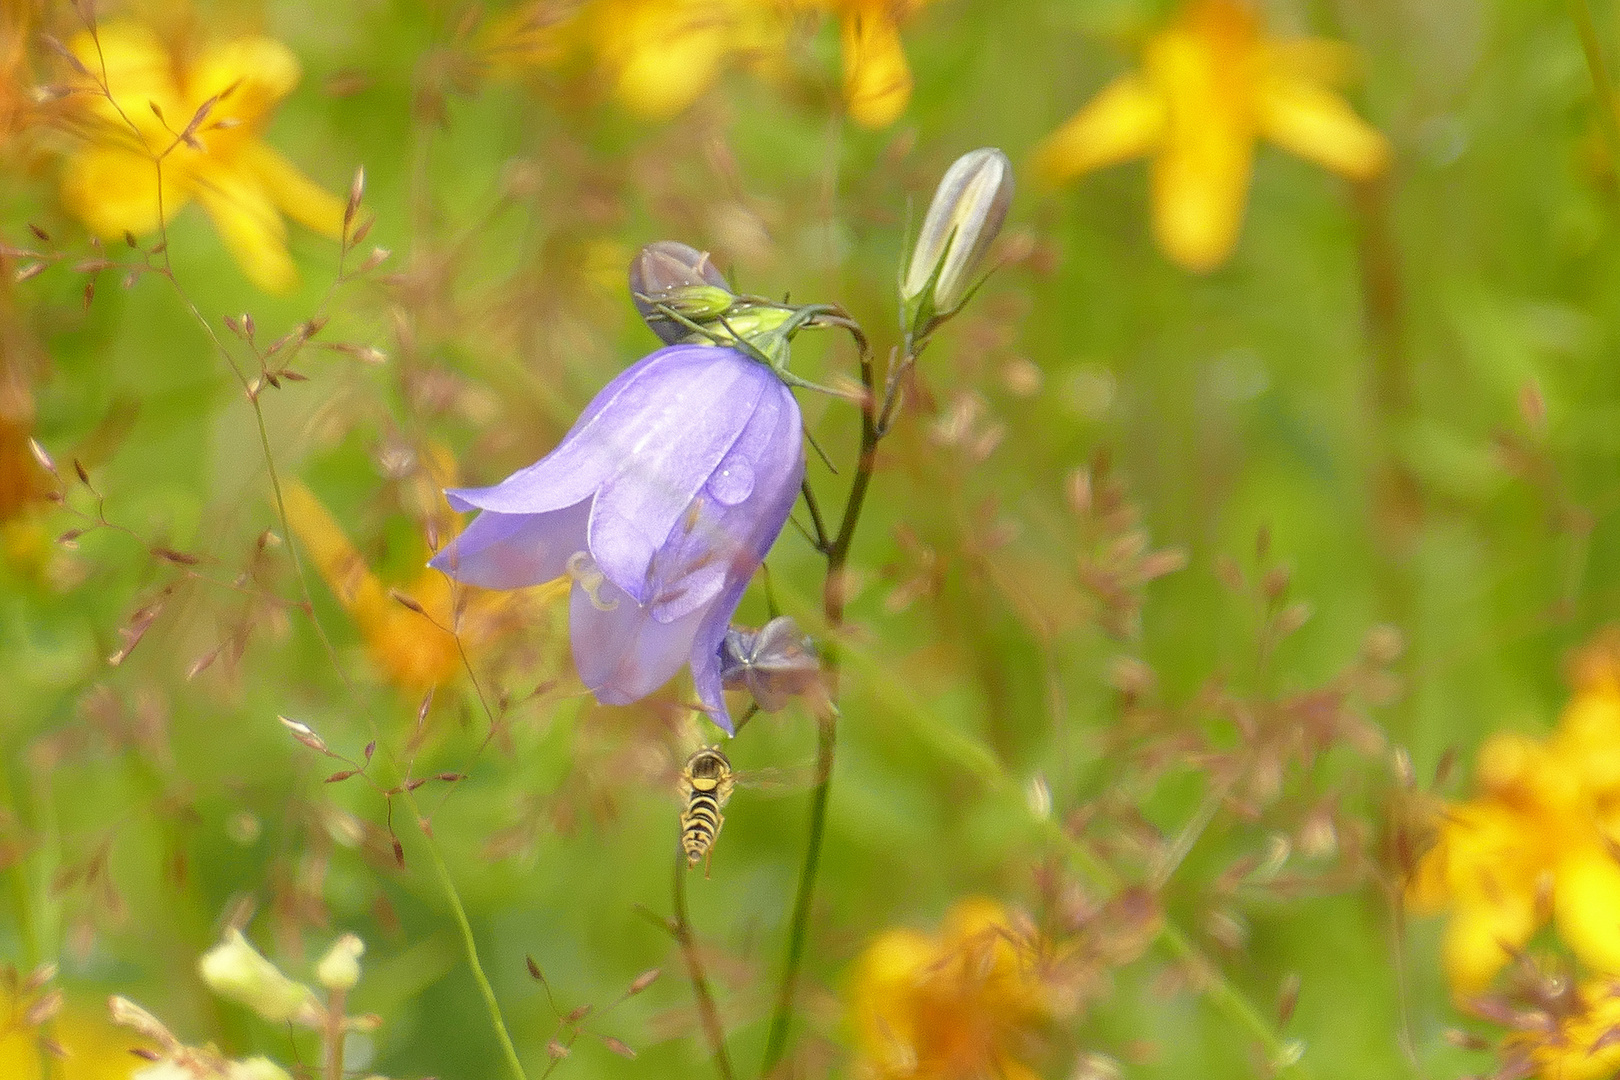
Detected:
left=401, top=790, right=529, bottom=1080
left=672, top=852, right=736, bottom=1080
left=760, top=314, right=878, bottom=1078
left=1569, top=0, right=1620, bottom=170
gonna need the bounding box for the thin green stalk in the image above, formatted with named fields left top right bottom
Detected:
left=672, top=852, right=735, bottom=1080
left=402, top=790, right=529, bottom=1080
left=761, top=321, right=879, bottom=1077
left=1570, top=0, right=1620, bottom=168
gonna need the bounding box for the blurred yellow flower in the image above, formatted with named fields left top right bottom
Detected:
left=1512, top=976, right=1620, bottom=1080
left=0, top=1003, right=143, bottom=1079
left=792, top=0, right=931, bottom=128
left=60, top=21, right=345, bottom=294
left=1410, top=633, right=1620, bottom=997
left=282, top=464, right=565, bottom=694
left=482, top=0, right=927, bottom=126
left=849, top=899, right=1052, bottom=1080
left=1033, top=0, right=1390, bottom=272
left=482, top=0, right=787, bottom=120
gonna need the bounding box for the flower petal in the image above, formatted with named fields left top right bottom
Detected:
left=1032, top=74, right=1166, bottom=184
left=1149, top=130, right=1253, bottom=273
left=1442, top=889, right=1539, bottom=997
left=604, top=0, right=733, bottom=118
left=188, top=36, right=302, bottom=126
left=444, top=345, right=722, bottom=518
left=1555, top=845, right=1620, bottom=975
left=684, top=384, right=804, bottom=733
left=61, top=145, right=186, bottom=238
left=587, top=348, right=770, bottom=605
left=70, top=22, right=182, bottom=130
left=646, top=377, right=802, bottom=621
left=1256, top=73, right=1390, bottom=181
left=246, top=143, right=347, bottom=239
left=841, top=6, right=911, bottom=129
left=428, top=498, right=591, bottom=590
left=192, top=164, right=298, bottom=293
left=570, top=574, right=706, bottom=705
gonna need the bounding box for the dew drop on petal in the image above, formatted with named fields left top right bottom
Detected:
left=708, top=457, right=755, bottom=506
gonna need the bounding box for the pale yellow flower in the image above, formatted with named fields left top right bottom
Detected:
left=0, top=1002, right=146, bottom=1079
left=1410, top=636, right=1620, bottom=997
left=61, top=21, right=345, bottom=294
left=848, top=899, right=1053, bottom=1080
left=1033, top=0, right=1389, bottom=272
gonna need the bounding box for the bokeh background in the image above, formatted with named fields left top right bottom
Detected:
left=2, top=0, right=1618, bottom=1077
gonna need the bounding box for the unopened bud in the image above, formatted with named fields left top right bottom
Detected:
left=199, top=929, right=317, bottom=1024
left=629, top=241, right=735, bottom=344
left=901, top=147, right=1013, bottom=335
left=315, top=933, right=365, bottom=992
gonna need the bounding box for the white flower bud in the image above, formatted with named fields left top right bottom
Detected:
left=901, top=147, right=1013, bottom=333
left=198, top=929, right=317, bottom=1025
left=315, top=933, right=365, bottom=992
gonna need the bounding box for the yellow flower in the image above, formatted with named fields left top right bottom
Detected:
left=1410, top=640, right=1620, bottom=997
left=0, top=1002, right=145, bottom=1079
left=482, top=0, right=787, bottom=119
left=282, top=448, right=570, bottom=693
left=849, top=899, right=1053, bottom=1080
left=1505, top=976, right=1620, bottom=1080
left=60, top=21, right=345, bottom=294
left=787, top=0, right=930, bottom=128
left=1033, top=0, right=1390, bottom=272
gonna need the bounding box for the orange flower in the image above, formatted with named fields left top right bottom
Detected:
left=0, top=11, right=34, bottom=147
left=849, top=899, right=1054, bottom=1080
left=1034, top=0, right=1389, bottom=272
left=282, top=460, right=566, bottom=694
left=60, top=21, right=345, bottom=293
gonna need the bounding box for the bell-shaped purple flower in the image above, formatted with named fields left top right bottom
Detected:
left=428, top=344, right=804, bottom=734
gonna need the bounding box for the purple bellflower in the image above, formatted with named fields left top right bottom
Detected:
left=428, top=343, right=803, bottom=734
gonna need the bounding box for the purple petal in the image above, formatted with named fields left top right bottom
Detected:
left=428, top=498, right=590, bottom=589
left=444, top=346, right=723, bottom=516
left=570, top=573, right=708, bottom=705
left=587, top=348, right=772, bottom=605
left=646, top=378, right=804, bottom=623
left=685, top=381, right=806, bottom=734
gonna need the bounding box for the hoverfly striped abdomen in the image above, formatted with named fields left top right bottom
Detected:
left=679, top=747, right=735, bottom=871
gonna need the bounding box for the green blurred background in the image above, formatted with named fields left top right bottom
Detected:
left=3, top=0, right=1619, bottom=1077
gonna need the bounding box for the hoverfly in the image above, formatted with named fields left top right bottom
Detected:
left=678, top=746, right=735, bottom=871
left=674, top=740, right=828, bottom=875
